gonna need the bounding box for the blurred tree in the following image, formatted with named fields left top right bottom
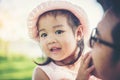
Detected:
left=0, top=39, right=9, bottom=59
left=0, top=20, right=9, bottom=59
left=0, top=20, right=3, bottom=52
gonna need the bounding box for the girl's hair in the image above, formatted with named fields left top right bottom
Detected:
left=34, top=9, right=84, bottom=66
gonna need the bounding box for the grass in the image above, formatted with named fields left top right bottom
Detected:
left=0, top=53, right=36, bottom=80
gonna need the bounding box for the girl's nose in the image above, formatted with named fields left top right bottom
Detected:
left=47, top=35, right=57, bottom=44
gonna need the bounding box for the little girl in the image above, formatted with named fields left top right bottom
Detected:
left=27, top=0, right=95, bottom=80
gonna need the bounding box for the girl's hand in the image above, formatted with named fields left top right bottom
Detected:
left=76, top=53, right=95, bottom=80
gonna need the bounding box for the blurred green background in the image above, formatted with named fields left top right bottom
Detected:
left=0, top=41, right=36, bottom=80
left=0, top=39, right=44, bottom=80
left=0, top=0, right=44, bottom=79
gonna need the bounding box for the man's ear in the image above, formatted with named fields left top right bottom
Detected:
left=75, top=25, right=83, bottom=41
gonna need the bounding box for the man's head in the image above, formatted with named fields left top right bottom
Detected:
left=90, top=8, right=120, bottom=80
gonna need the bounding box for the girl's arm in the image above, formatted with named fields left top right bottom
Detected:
left=76, top=53, right=95, bottom=80
left=32, top=67, right=50, bottom=80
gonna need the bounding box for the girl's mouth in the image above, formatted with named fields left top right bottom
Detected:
left=50, top=47, right=61, bottom=53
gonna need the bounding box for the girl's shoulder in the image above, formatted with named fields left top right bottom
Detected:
left=32, top=62, right=55, bottom=80
left=32, top=65, right=50, bottom=80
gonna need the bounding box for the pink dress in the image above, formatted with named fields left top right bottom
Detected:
left=32, top=62, right=77, bottom=80
left=32, top=62, right=101, bottom=80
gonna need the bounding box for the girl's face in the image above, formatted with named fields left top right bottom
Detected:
left=38, top=15, right=81, bottom=61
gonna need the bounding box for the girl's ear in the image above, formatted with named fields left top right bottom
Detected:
left=75, top=25, right=83, bottom=41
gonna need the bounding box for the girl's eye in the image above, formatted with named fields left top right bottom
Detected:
left=55, top=30, right=64, bottom=35
left=40, top=33, right=47, bottom=38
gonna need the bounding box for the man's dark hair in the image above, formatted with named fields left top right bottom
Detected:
left=111, top=22, right=120, bottom=64
left=97, top=0, right=120, bottom=15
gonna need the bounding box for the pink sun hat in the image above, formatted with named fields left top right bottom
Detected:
left=27, top=0, right=89, bottom=41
